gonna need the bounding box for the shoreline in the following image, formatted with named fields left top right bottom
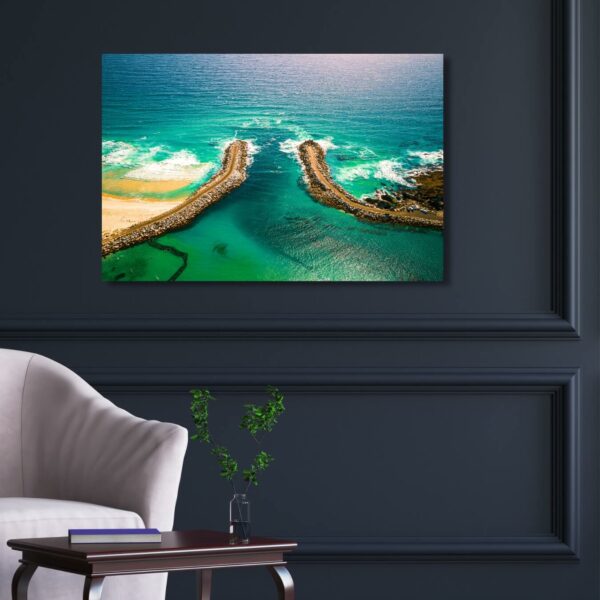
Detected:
left=298, top=140, right=444, bottom=230
left=102, top=195, right=184, bottom=235
left=102, top=140, right=249, bottom=257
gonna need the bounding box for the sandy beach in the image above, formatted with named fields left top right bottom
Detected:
left=102, top=195, right=184, bottom=235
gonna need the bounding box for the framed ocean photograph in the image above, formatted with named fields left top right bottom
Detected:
left=101, top=54, right=444, bottom=282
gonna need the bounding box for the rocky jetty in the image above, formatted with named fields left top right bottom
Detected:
left=298, top=140, right=443, bottom=230
left=102, top=140, right=249, bottom=257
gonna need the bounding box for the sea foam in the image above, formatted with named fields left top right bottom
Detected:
left=408, top=149, right=444, bottom=166
left=244, top=139, right=260, bottom=165
left=240, top=116, right=283, bottom=129
left=279, top=138, right=303, bottom=157
left=240, top=117, right=314, bottom=146
left=102, top=141, right=138, bottom=166
left=103, top=140, right=162, bottom=168
left=216, top=137, right=260, bottom=166
left=335, top=159, right=415, bottom=187
left=336, top=165, right=372, bottom=182
left=374, top=160, right=414, bottom=187
left=317, top=138, right=338, bottom=152
left=126, top=150, right=214, bottom=181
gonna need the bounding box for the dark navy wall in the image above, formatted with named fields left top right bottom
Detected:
left=0, top=0, right=598, bottom=598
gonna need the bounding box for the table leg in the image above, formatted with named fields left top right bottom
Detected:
left=12, top=563, right=37, bottom=600
left=83, top=576, right=104, bottom=600
left=269, top=565, right=295, bottom=600
left=196, top=569, right=212, bottom=600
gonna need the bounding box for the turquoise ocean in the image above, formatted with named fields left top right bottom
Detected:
left=102, top=54, right=444, bottom=281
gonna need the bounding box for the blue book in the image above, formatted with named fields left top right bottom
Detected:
left=68, top=528, right=162, bottom=543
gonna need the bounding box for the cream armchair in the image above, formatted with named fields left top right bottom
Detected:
left=0, top=349, right=188, bottom=600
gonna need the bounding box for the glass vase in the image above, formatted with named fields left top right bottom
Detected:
left=229, top=493, right=250, bottom=544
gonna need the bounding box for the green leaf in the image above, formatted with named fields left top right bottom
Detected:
left=211, top=445, right=238, bottom=480
left=240, top=387, right=286, bottom=437
left=189, top=388, right=214, bottom=444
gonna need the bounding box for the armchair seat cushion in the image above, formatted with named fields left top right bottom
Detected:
left=0, top=497, right=162, bottom=600
left=0, top=496, right=144, bottom=533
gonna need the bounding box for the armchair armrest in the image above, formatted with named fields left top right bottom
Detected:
left=21, top=354, right=188, bottom=531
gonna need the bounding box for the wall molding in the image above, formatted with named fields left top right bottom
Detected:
left=83, top=366, right=580, bottom=562
left=0, top=0, right=582, bottom=341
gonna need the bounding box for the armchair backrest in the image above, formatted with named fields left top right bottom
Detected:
left=0, top=349, right=188, bottom=531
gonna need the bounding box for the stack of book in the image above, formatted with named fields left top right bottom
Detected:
left=68, top=528, right=162, bottom=544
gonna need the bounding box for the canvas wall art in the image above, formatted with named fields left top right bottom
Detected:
left=102, top=54, right=444, bottom=281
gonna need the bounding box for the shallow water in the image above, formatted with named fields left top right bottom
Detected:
left=102, top=54, right=444, bottom=281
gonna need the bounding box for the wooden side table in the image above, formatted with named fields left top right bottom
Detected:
left=8, top=529, right=297, bottom=600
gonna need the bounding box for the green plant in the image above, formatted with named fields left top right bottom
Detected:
left=189, top=386, right=285, bottom=493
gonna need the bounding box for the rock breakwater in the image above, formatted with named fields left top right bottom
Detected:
left=102, top=140, right=249, bottom=257
left=298, top=140, right=443, bottom=229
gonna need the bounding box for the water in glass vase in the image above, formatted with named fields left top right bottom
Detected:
left=229, top=493, right=250, bottom=544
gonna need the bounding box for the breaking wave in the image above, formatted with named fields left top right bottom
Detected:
left=102, top=140, right=215, bottom=181
left=407, top=149, right=444, bottom=166
left=336, top=159, right=415, bottom=187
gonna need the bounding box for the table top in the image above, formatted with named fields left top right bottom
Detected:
left=8, top=529, right=297, bottom=560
